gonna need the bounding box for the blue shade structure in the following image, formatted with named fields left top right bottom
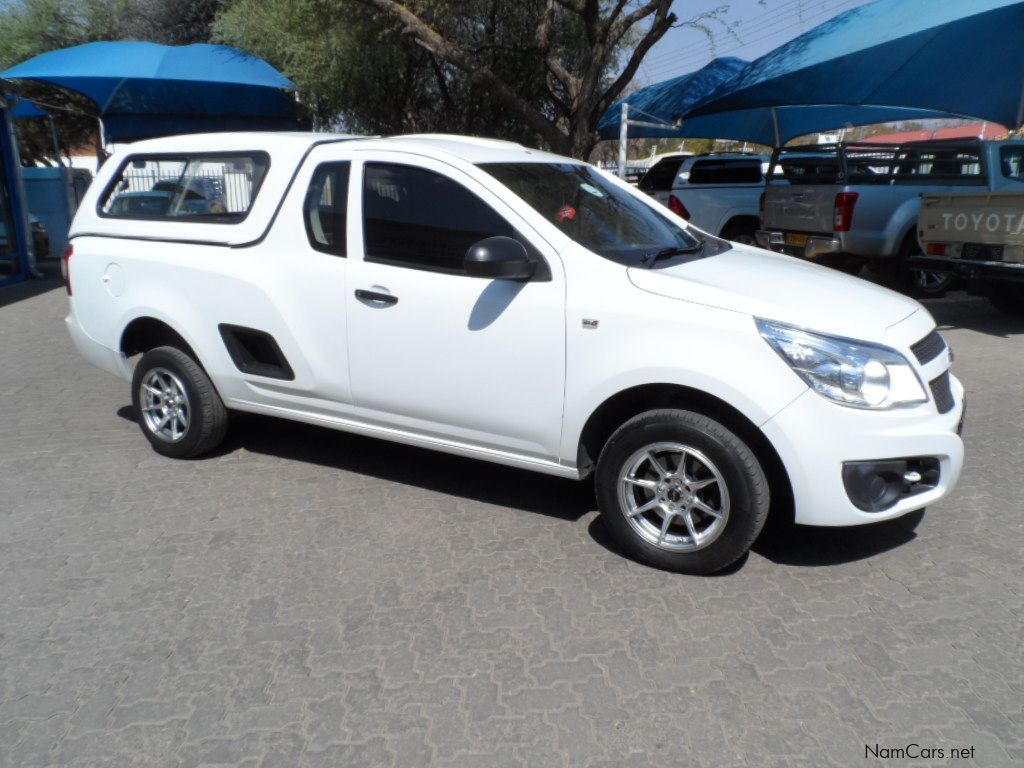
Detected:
left=599, top=57, right=966, bottom=146
left=2, top=42, right=301, bottom=141
left=685, top=0, right=1024, bottom=132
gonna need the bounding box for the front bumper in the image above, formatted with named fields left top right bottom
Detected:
left=756, top=229, right=842, bottom=260
left=762, top=376, right=965, bottom=527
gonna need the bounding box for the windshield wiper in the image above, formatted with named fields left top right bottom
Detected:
left=641, top=242, right=703, bottom=266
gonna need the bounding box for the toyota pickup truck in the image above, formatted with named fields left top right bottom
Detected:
left=914, top=184, right=1024, bottom=314
left=63, top=132, right=964, bottom=574
left=756, top=139, right=1024, bottom=296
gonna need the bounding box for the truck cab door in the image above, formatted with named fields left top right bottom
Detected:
left=344, top=152, right=567, bottom=464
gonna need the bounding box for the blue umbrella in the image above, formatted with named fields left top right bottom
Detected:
left=599, top=57, right=962, bottom=146
left=2, top=42, right=300, bottom=141
left=685, top=0, right=1024, bottom=130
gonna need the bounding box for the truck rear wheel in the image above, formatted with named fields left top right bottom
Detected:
left=595, top=409, right=769, bottom=575
left=721, top=220, right=758, bottom=246
left=131, top=346, right=228, bottom=458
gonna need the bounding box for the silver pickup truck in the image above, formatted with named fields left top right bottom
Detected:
left=756, top=139, right=1024, bottom=296
left=914, top=184, right=1024, bottom=315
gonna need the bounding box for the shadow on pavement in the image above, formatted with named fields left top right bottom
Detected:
left=585, top=515, right=751, bottom=576
left=922, top=292, right=1024, bottom=339
left=752, top=509, right=924, bottom=567
left=220, top=412, right=595, bottom=523
left=117, top=409, right=926, bottom=571
left=0, top=274, right=63, bottom=310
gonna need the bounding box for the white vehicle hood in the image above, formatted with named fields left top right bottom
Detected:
left=627, top=245, right=922, bottom=340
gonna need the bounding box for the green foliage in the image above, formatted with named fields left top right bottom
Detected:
left=1, top=0, right=687, bottom=159
left=213, top=0, right=602, bottom=145
left=0, top=0, right=214, bottom=70
left=0, top=0, right=82, bottom=69
left=0, top=0, right=223, bottom=162
left=214, top=0, right=656, bottom=155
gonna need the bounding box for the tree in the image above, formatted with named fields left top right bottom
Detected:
left=357, top=0, right=681, bottom=158
left=216, top=0, right=728, bottom=159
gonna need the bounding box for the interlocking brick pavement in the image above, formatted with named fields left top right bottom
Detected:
left=1, top=280, right=1021, bottom=767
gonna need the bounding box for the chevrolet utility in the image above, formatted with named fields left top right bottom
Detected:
left=64, top=133, right=965, bottom=574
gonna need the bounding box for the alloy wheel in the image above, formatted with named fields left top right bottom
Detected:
left=617, top=442, right=730, bottom=552
left=139, top=367, right=191, bottom=442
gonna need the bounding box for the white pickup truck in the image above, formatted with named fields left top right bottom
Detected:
left=756, top=139, right=1024, bottom=296
left=639, top=153, right=769, bottom=244
left=914, top=152, right=1024, bottom=315
left=63, top=132, right=964, bottom=574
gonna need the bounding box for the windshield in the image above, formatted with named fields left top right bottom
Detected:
left=478, top=162, right=725, bottom=267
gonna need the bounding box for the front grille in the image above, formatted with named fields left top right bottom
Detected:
left=911, top=330, right=946, bottom=365
left=930, top=371, right=955, bottom=414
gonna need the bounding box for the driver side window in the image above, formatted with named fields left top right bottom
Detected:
left=362, top=162, right=514, bottom=275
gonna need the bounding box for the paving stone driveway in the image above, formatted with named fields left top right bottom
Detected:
left=1, top=280, right=1021, bottom=767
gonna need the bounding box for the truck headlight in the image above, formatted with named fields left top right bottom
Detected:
left=756, top=319, right=927, bottom=409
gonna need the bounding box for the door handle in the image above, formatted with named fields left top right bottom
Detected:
left=355, top=288, right=398, bottom=306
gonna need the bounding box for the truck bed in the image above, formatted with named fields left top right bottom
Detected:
left=759, top=140, right=992, bottom=262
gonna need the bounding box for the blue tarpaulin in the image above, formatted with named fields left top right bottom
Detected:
left=598, top=57, right=748, bottom=139
left=10, top=97, right=47, bottom=119
left=686, top=0, right=1024, bottom=131
left=599, top=57, right=964, bottom=146
left=2, top=42, right=301, bottom=142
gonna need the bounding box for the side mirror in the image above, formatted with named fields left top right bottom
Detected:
left=464, top=236, right=535, bottom=280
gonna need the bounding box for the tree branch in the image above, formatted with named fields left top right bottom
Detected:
left=427, top=54, right=455, bottom=115
left=605, top=0, right=631, bottom=31
left=357, top=0, right=568, bottom=151
left=536, top=0, right=580, bottom=99
left=597, top=1, right=676, bottom=119
left=552, top=0, right=583, bottom=13
left=607, top=0, right=671, bottom=51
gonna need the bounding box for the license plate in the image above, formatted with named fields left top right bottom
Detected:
left=786, top=233, right=809, bottom=246
left=962, top=243, right=1004, bottom=261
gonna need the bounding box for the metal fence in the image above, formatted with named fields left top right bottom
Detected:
left=117, top=164, right=255, bottom=213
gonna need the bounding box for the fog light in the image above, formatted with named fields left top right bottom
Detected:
left=842, top=458, right=940, bottom=513
left=843, top=461, right=906, bottom=512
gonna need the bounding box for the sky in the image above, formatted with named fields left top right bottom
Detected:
left=636, top=0, right=875, bottom=85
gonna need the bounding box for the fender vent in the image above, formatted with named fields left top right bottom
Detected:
left=219, top=324, right=294, bottom=381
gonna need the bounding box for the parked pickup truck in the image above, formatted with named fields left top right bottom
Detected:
left=756, top=139, right=1024, bottom=296
left=640, top=153, right=769, bottom=244
left=915, top=186, right=1024, bottom=315
left=64, top=132, right=964, bottom=574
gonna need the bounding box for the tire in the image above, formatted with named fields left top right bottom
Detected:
left=131, top=345, right=228, bottom=458
left=897, top=234, right=953, bottom=298
left=594, top=409, right=769, bottom=575
left=721, top=221, right=757, bottom=246
left=988, top=285, right=1024, bottom=315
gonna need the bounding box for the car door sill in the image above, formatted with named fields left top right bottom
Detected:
left=228, top=398, right=581, bottom=479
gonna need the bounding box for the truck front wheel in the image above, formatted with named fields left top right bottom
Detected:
left=595, top=409, right=769, bottom=574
